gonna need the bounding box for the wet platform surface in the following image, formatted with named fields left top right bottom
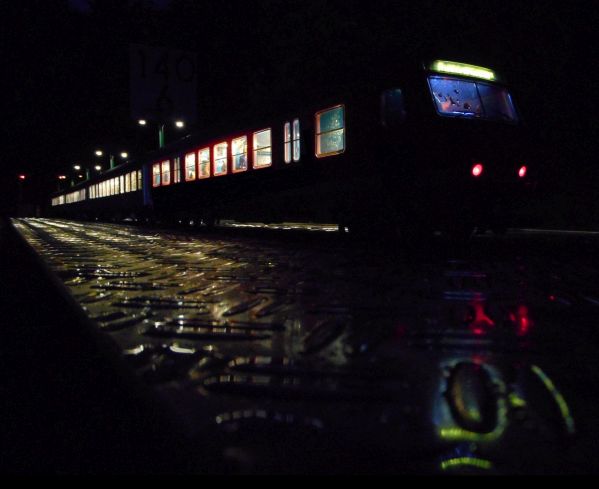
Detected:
left=10, top=218, right=599, bottom=474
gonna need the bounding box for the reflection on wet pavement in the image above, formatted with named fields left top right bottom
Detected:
left=12, top=218, right=599, bottom=474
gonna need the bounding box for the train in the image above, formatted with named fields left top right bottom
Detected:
left=50, top=58, right=536, bottom=239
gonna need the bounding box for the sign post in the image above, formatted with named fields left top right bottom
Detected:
left=130, top=44, right=198, bottom=147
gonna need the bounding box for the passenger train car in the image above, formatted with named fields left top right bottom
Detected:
left=50, top=59, right=535, bottom=237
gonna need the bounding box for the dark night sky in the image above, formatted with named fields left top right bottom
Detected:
left=2, top=0, right=597, bottom=220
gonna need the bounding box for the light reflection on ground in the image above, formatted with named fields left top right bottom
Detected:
left=11, top=218, right=599, bottom=474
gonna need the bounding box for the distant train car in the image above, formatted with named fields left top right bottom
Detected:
left=50, top=59, right=535, bottom=237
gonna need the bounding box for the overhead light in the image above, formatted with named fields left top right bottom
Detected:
left=95, top=150, right=103, bottom=156
left=120, top=152, right=128, bottom=159
left=73, top=165, right=81, bottom=170
left=175, top=120, right=184, bottom=128
left=58, top=175, right=67, bottom=180
left=94, top=165, right=102, bottom=171
left=138, top=119, right=147, bottom=126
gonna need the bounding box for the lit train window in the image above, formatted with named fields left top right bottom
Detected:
left=161, top=160, right=171, bottom=186
left=130, top=172, right=136, bottom=192
left=284, top=122, right=291, bottom=163
left=293, top=119, right=300, bottom=162
left=232, top=136, right=248, bottom=173
left=173, top=157, right=181, bottom=183
left=213, top=142, right=228, bottom=176
left=198, top=148, right=210, bottom=179
left=137, top=170, right=142, bottom=190
left=428, top=77, right=518, bottom=122
left=185, top=152, right=196, bottom=181
left=125, top=173, right=130, bottom=193
left=315, top=105, right=345, bottom=157
left=152, top=163, right=161, bottom=187
left=120, top=175, right=125, bottom=194
left=253, top=129, right=272, bottom=169
left=115, top=177, right=120, bottom=194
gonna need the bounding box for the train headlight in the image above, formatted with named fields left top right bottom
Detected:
left=471, top=163, right=484, bottom=178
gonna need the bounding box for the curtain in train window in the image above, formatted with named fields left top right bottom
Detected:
left=253, top=129, right=272, bottom=169
left=213, top=142, right=228, bottom=176
left=315, top=105, right=345, bottom=157
left=232, top=136, right=248, bottom=173
left=185, top=152, right=196, bottom=181
left=198, top=148, right=210, bottom=179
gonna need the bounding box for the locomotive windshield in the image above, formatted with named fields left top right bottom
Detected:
left=428, top=76, right=518, bottom=123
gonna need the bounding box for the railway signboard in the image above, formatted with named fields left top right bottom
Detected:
left=129, top=43, right=198, bottom=124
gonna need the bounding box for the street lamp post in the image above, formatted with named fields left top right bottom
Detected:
left=95, top=149, right=128, bottom=169
left=138, top=119, right=184, bottom=149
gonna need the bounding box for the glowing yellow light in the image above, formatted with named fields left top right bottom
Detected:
left=431, top=60, right=496, bottom=81
left=94, top=165, right=102, bottom=171
left=138, top=119, right=147, bottom=126
left=531, top=365, right=576, bottom=434
left=73, top=165, right=81, bottom=170
left=175, top=120, right=185, bottom=128
left=440, top=457, right=493, bottom=471
left=120, top=152, right=128, bottom=158
left=95, top=150, right=103, bottom=156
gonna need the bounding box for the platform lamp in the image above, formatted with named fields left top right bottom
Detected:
left=138, top=119, right=185, bottom=149
left=95, top=149, right=129, bottom=169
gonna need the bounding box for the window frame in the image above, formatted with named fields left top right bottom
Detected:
left=231, top=135, right=248, bottom=173
left=173, top=156, right=181, bottom=184
left=252, top=128, right=272, bottom=169
left=315, top=104, right=346, bottom=158
left=198, top=147, right=211, bottom=179
left=213, top=141, right=229, bottom=177
left=152, top=162, right=161, bottom=188
left=161, top=159, right=171, bottom=186
left=184, top=152, right=197, bottom=181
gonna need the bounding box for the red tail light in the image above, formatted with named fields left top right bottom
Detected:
left=471, top=163, right=484, bottom=177
left=518, top=165, right=527, bottom=178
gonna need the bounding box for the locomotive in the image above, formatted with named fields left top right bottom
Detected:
left=51, top=59, right=534, bottom=238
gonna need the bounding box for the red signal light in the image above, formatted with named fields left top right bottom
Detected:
left=18, top=174, right=26, bottom=180
left=518, top=165, right=527, bottom=178
left=471, top=163, right=483, bottom=177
